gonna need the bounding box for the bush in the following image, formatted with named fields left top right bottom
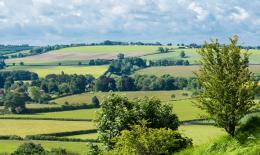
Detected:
left=92, top=96, right=100, bottom=108
left=47, top=148, right=78, bottom=155
left=107, top=123, right=192, bottom=155
left=12, top=142, right=45, bottom=155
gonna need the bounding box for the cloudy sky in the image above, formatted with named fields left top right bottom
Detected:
left=0, top=0, right=259, bottom=45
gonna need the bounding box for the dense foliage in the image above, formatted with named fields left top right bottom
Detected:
left=95, top=75, right=199, bottom=92
left=96, top=94, right=179, bottom=149
left=196, top=36, right=257, bottom=136
left=33, top=74, right=95, bottom=95
left=108, top=124, right=192, bottom=155
left=0, top=71, right=38, bottom=88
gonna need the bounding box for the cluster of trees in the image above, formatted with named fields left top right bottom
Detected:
left=32, top=74, right=95, bottom=95
left=0, top=44, right=33, bottom=55
left=0, top=55, right=5, bottom=69
left=107, top=57, right=146, bottom=75
left=149, top=59, right=190, bottom=66
left=90, top=40, right=162, bottom=46
left=0, top=71, right=38, bottom=88
left=89, top=94, right=191, bottom=154
left=157, top=47, right=174, bottom=53
left=95, top=75, right=199, bottom=92
left=88, top=59, right=110, bottom=66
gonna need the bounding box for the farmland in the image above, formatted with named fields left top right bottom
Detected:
left=52, top=90, right=192, bottom=104
left=0, top=140, right=90, bottom=154
left=0, top=120, right=95, bottom=137
left=5, top=45, right=174, bottom=65
left=2, top=65, right=108, bottom=77
left=135, top=65, right=260, bottom=77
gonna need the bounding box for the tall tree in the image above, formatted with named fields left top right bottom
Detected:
left=196, top=36, right=257, bottom=136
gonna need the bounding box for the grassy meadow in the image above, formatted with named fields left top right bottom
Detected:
left=2, top=65, right=108, bottom=77
left=52, top=90, right=192, bottom=104
left=0, top=120, right=95, bottom=137
left=136, top=65, right=260, bottom=77
left=0, top=108, right=97, bottom=120
left=0, top=140, right=91, bottom=154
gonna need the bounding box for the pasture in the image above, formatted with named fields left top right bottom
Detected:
left=142, top=49, right=260, bottom=64
left=6, top=45, right=174, bottom=65
left=52, top=90, right=192, bottom=104
left=0, top=140, right=90, bottom=154
left=3, top=65, right=108, bottom=77
left=179, top=125, right=226, bottom=145
left=0, top=109, right=97, bottom=120
left=136, top=65, right=260, bottom=77
left=0, top=120, right=95, bottom=137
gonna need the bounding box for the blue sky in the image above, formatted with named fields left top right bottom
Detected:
left=0, top=0, right=259, bottom=45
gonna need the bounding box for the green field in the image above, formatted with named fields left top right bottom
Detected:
left=141, top=48, right=260, bottom=64
left=0, top=99, right=201, bottom=121
left=52, top=90, right=192, bottom=104
left=136, top=65, right=260, bottom=77
left=179, top=125, right=226, bottom=145
left=0, top=140, right=91, bottom=154
left=0, top=109, right=97, bottom=120
left=6, top=45, right=175, bottom=65
left=2, top=65, right=108, bottom=77
left=0, top=120, right=95, bottom=137
left=65, top=133, right=98, bottom=140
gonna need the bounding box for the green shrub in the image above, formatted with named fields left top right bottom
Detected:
left=107, top=123, right=192, bottom=155
left=12, top=142, right=45, bottom=155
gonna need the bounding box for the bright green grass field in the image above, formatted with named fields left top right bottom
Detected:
left=0, top=120, right=95, bottom=137
left=0, top=108, right=97, bottom=120
left=0, top=140, right=91, bottom=154
left=52, top=45, right=175, bottom=53
left=169, top=99, right=205, bottom=121
left=52, top=90, right=192, bottom=104
left=136, top=65, right=260, bottom=77
left=179, top=125, right=226, bottom=145
left=141, top=49, right=260, bottom=64
left=3, top=65, right=108, bottom=78
left=65, top=133, right=98, bottom=140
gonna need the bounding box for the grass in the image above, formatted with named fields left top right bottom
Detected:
left=53, top=45, right=175, bottom=53
left=6, top=45, right=175, bottom=65
left=169, top=99, right=205, bottom=121
left=52, top=90, right=192, bottom=104
left=136, top=65, right=260, bottom=77
left=179, top=125, right=226, bottom=145
left=0, top=120, right=95, bottom=137
left=141, top=48, right=260, bottom=65
left=2, top=65, right=108, bottom=78
left=65, top=133, right=98, bottom=140
left=0, top=140, right=91, bottom=154
left=0, top=108, right=97, bottom=120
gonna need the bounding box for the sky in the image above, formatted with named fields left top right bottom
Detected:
left=0, top=0, right=259, bottom=45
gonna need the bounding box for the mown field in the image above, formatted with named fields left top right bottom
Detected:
left=141, top=48, right=260, bottom=64
left=0, top=120, right=95, bottom=137
left=52, top=90, right=192, bottom=104
left=135, top=65, right=260, bottom=77
left=6, top=45, right=175, bottom=65
left=2, top=65, right=108, bottom=78
left=0, top=140, right=91, bottom=154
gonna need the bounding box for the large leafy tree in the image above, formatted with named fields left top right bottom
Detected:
left=96, top=94, right=179, bottom=149
left=196, top=36, right=257, bottom=136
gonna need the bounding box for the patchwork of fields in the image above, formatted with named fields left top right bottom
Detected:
left=6, top=45, right=174, bottom=65
left=0, top=46, right=259, bottom=154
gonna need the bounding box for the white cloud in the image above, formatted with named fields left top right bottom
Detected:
left=0, top=1, right=5, bottom=7
left=230, top=6, right=249, bottom=22
left=188, top=2, right=208, bottom=21
left=0, top=0, right=258, bottom=45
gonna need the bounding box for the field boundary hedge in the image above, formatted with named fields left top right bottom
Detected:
left=0, top=117, right=92, bottom=122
